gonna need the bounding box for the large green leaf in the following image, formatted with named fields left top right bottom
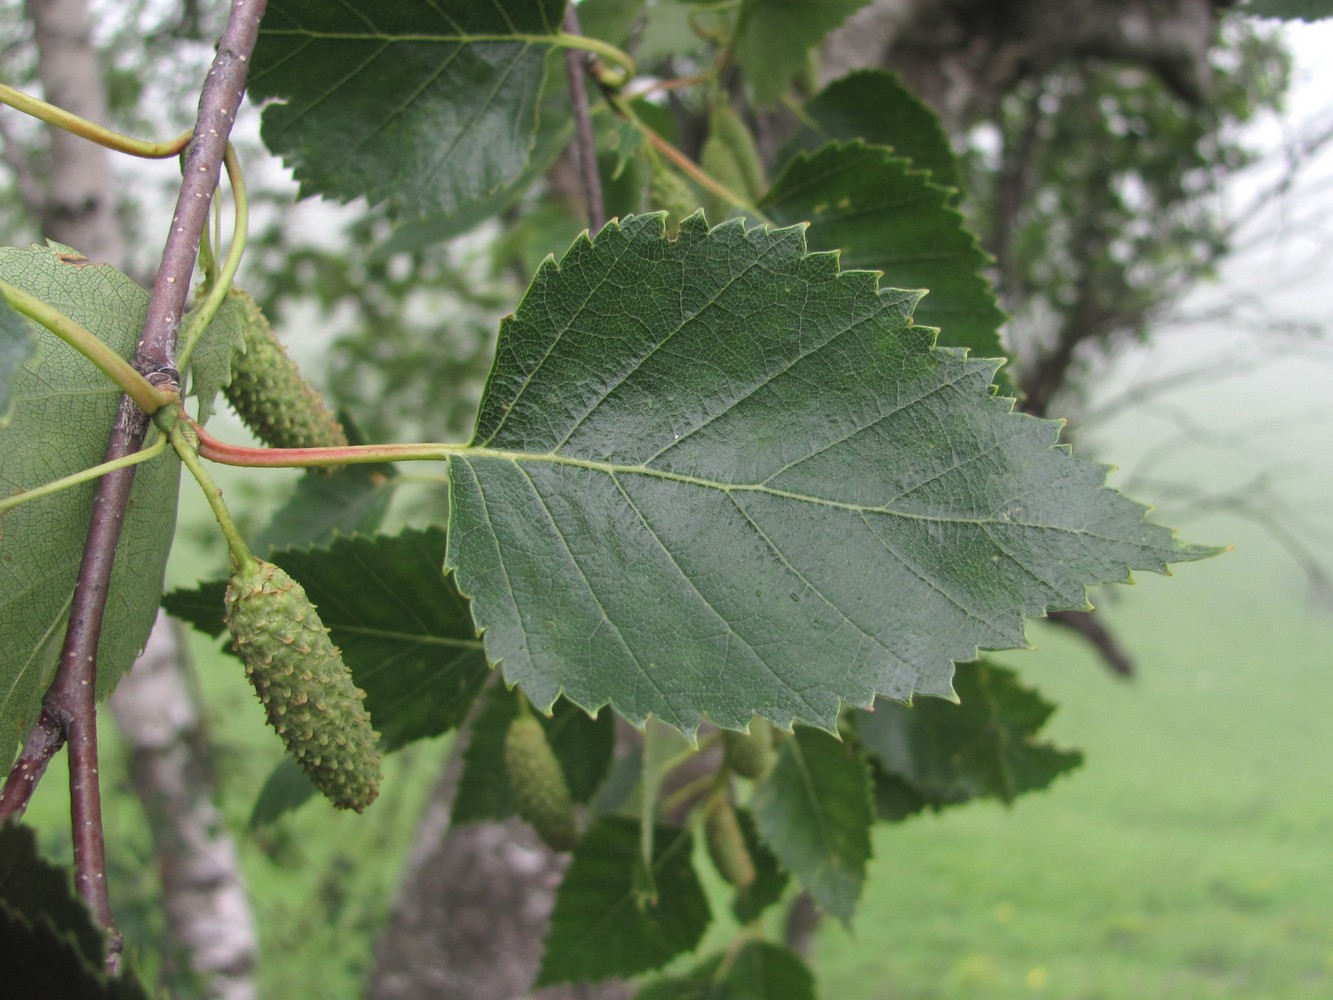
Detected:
left=856, top=659, right=1082, bottom=809
left=0, top=246, right=180, bottom=769
left=445, top=214, right=1212, bottom=737
left=164, top=528, right=487, bottom=751
left=750, top=728, right=873, bottom=922
left=250, top=0, right=566, bottom=219
left=0, top=298, right=34, bottom=426
left=636, top=941, right=817, bottom=1000
left=537, top=817, right=710, bottom=985
left=763, top=141, right=1008, bottom=378
left=734, top=0, right=874, bottom=105
left=784, top=69, right=962, bottom=191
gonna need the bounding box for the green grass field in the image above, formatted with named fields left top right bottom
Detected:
left=811, top=515, right=1333, bottom=999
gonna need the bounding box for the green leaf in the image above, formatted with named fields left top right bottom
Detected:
left=253, top=462, right=397, bottom=553
left=855, top=659, right=1083, bottom=807
left=452, top=682, right=616, bottom=824
left=372, top=85, right=576, bottom=257
left=785, top=70, right=962, bottom=191
left=184, top=287, right=249, bottom=424
left=750, top=728, right=872, bottom=922
left=0, top=245, right=180, bottom=769
left=0, top=823, right=153, bottom=1000
left=700, top=103, right=766, bottom=218
left=636, top=941, right=817, bottom=1000
left=735, top=0, right=874, bottom=105
left=248, top=755, right=317, bottom=829
left=164, top=528, right=488, bottom=751
left=252, top=415, right=398, bottom=553
left=762, top=141, right=1009, bottom=381
left=0, top=823, right=105, bottom=965
left=250, top=0, right=565, bottom=219
left=0, top=297, right=35, bottom=426
left=445, top=214, right=1212, bottom=737
left=537, top=817, right=710, bottom=985
left=867, top=765, right=930, bottom=823
left=1241, top=0, right=1333, bottom=20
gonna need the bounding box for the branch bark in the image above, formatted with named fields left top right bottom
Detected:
left=0, top=0, right=269, bottom=972
left=562, top=3, right=605, bottom=233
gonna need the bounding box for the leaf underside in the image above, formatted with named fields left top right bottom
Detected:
left=637, top=941, right=817, bottom=1000
left=537, top=817, right=709, bottom=985
left=445, top=215, right=1212, bottom=738
left=0, top=298, right=35, bottom=426
left=857, top=659, right=1083, bottom=811
left=249, top=0, right=565, bottom=218
left=0, top=245, right=180, bottom=769
left=750, top=728, right=873, bottom=922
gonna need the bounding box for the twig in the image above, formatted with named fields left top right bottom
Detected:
left=1046, top=610, right=1136, bottom=678
left=0, top=708, right=64, bottom=820
left=563, top=4, right=605, bottom=232
left=45, top=412, right=148, bottom=971
left=0, top=0, right=270, bottom=972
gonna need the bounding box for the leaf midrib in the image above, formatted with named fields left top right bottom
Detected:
left=456, top=447, right=1109, bottom=535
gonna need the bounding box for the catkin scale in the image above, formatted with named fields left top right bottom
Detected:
left=225, top=559, right=382, bottom=811
left=222, top=288, right=348, bottom=454
left=504, top=714, right=579, bottom=852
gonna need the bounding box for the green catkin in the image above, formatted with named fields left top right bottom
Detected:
left=722, top=722, right=775, bottom=781
left=504, top=713, right=579, bottom=852
left=704, top=793, right=756, bottom=889
left=222, top=288, right=348, bottom=454
left=225, top=559, right=382, bottom=811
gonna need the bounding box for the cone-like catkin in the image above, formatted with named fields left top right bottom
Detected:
left=223, top=288, right=348, bottom=453
left=704, top=794, right=756, bottom=888
left=225, top=559, right=381, bottom=811
left=722, top=723, right=774, bottom=781
left=504, top=713, right=578, bottom=852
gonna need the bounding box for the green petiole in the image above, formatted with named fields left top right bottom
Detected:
left=0, top=432, right=169, bottom=517
left=0, top=280, right=175, bottom=413
left=177, top=143, right=249, bottom=374
left=168, top=415, right=255, bottom=571
left=0, top=81, right=192, bottom=158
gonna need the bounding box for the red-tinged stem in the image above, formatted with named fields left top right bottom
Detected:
left=0, top=0, right=270, bottom=973
left=189, top=416, right=454, bottom=468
